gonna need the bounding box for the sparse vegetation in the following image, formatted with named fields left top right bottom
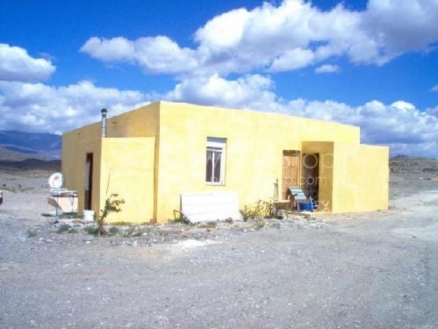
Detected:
left=27, top=229, right=38, bottom=238
left=110, top=221, right=133, bottom=226
left=252, top=220, right=266, bottom=230
left=84, top=226, right=98, bottom=235
left=57, top=224, right=71, bottom=233
left=198, top=221, right=217, bottom=229
left=241, top=199, right=272, bottom=221
left=95, top=193, right=125, bottom=237
left=2, top=186, right=17, bottom=193
left=56, top=224, right=79, bottom=234
left=108, top=226, right=119, bottom=235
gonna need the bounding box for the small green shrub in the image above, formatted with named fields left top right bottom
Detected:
left=240, top=200, right=272, bottom=221
left=95, top=193, right=125, bottom=236
left=84, top=226, right=98, bottom=235
left=57, top=224, right=71, bottom=233
left=110, top=221, right=133, bottom=226
left=27, top=229, right=38, bottom=238
left=3, top=186, right=17, bottom=193
left=253, top=220, right=266, bottom=230
left=108, top=227, right=119, bottom=235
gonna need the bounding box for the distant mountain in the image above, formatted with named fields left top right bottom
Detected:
left=0, top=130, right=61, bottom=158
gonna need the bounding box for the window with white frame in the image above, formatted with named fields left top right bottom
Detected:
left=206, top=137, right=226, bottom=184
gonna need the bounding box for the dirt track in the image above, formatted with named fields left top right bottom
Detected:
left=1, top=164, right=438, bottom=328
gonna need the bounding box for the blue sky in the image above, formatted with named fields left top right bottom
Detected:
left=0, top=0, right=437, bottom=157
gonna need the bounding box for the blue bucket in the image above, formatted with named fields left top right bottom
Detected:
left=297, top=201, right=313, bottom=212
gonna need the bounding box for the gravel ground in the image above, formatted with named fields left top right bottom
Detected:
left=1, top=160, right=438, bottom=329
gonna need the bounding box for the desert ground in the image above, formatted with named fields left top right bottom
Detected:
left=0, top=156, right=438, bottom=329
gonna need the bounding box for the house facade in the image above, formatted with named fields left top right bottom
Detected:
left=62, top=101, right=389, bottom=223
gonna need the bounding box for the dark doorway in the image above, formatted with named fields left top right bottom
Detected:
left=302, top=153, right=319, bottom=201
left=84, top=153, right=93, bottom=210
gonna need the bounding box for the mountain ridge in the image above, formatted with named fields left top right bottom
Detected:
left=0, top=130, right=61, bottom=158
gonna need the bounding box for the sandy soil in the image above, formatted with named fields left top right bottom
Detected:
left=1, top=159, right=438, bottom=329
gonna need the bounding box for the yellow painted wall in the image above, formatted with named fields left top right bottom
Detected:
left=62, top=101, right=388, bottom=223
left=105, top=103, right=160, bottom=138
left=332, top=143, right=389, bottom=212
left=154, top=102, right=360, bottom=221
left=62, top=123, right=102, bottom=212
left=62, top=104, right=160, bottom=222
left=100, top=138, right=155, bottom=223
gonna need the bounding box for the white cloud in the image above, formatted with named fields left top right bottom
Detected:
left=315, top=64, right=340, bottom=74
left=269, top=48, right=315, bottom=72
left=426, top=105, right=438, bottom=117
left=431, top=85, right=438, bottom=93
left=166, top=74, right=280, bottom=110
left=194, top=8, right=250, bottom=52
left=0, top=81, right=151, bottom=134
left=81, top=0, right=438, bottom=75
left=80, top=36, right=198, bottom=74
left=390, top=101, right=416, bottom=112
left=363, top=0, right=438, bottom=56
left=0, top=44, right=55, bottom=82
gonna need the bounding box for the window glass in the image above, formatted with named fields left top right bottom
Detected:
left=206, top=138, right=226, bottom=184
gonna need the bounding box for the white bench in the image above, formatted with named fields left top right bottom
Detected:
left=180, top=191, right=242, bottom=224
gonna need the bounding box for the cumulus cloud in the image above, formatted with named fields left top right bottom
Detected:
left=315, top=64, right=340, bottom=74
left=80, top=36, right=198, bottom=74
left=0, top=44, right=56, bottom=82
left=0, top=81, right=151, bottom=133
left=269, top=48, right=315, bottom=72
left=363, top=0, right=438, bottom=57
left=81, top=0, right=438, bottom=75
left=426, top=105, right=438, bottom=117
left=166, top=74, right=281, bottom=110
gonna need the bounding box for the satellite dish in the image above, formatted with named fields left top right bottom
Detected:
left=49, top=172, right=63, bottom=189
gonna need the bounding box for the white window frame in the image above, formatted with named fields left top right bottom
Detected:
left=206, top=137, right=226, bottom=185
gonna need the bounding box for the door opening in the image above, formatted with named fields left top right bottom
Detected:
left=84, top=153, right=93, bottom=210
left=302, top=153, right=319, bottom=201
left=282, top=150, right=300, bottom=199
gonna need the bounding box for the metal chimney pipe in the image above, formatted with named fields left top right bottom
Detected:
left=101, top=108, right=107, bottom=138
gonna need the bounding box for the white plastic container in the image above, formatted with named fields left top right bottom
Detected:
left=83, top=210, right=95, bottom=223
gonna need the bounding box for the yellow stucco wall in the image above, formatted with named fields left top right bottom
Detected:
left=331, top=143, right=389, bottom=212
left=62, top=123, right=102, bottom=212
left=154, top=102, right=361, bottom=221
left=62, top=101, right=388, bottom=223
left=62, top=104, right=160, bottom=223
left=105, top=102, right=160, bottom=138
left=100, top=138, right=155, bottom=223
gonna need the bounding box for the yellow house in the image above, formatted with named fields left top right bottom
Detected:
left=62, top=101, right=389, bottom=223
